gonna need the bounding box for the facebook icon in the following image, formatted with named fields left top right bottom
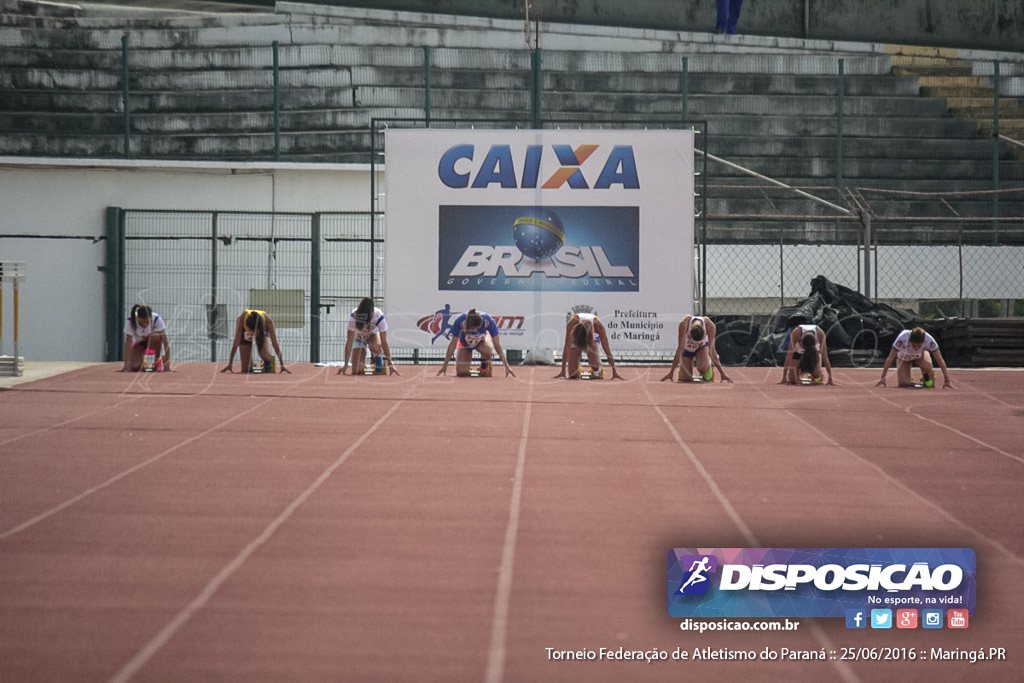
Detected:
left=845, top=609, right=867, bottom=629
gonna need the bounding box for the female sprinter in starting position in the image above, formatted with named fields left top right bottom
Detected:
left=122, top=304, right=171, bottom=371
left=338, top=297, right=399, bottom=376
left=554, top=312, right=622, bottom=380
left=781, top=323, right=834, bottom=385
left=222, top=309, right=290, bottom=374
left=876, top=326, right=952, bottom=388
left=661, top=315, right=731, bottom=383
left=438, top=308, right=516, bottom=377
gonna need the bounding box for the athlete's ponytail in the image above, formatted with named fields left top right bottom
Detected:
left=354, top=297, right=374, bottom=331
left=798, top=332, right=818, bottom=374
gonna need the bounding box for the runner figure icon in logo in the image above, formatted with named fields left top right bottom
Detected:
left=678, top=556, right=712, bottom=594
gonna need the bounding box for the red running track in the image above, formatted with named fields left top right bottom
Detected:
left=1, top=364, right=1022, bottom=682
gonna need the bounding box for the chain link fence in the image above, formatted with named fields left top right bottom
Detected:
left=113, top=198, right=1022, bottom=366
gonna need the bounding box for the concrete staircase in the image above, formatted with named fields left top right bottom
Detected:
left=889, top=45, right=1024, bottom=151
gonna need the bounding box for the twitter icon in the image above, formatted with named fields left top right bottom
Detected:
left=870, top=609, right=892, bottom=629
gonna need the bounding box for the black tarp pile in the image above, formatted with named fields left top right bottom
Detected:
left=718, top=276, right=916, bottom=367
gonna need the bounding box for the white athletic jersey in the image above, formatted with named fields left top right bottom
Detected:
left=796, top=324, right=820, bottom=350
left=683, top=316, right=710, bottom=353
left=348, top=307, right=387, bottom=342
left=124, top=313, right=166, bottom=345
left=892, top=329, right=938, bottom=362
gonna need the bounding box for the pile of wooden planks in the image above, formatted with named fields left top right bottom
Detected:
left=928, top=318, right=1024, bottom=367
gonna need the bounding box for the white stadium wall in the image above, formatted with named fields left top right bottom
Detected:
left=0, top=159, right=374, bottom=361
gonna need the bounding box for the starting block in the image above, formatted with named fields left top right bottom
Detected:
left=576, top=367, right=603, bottom=380
left=361, top=364, right=388, bottom=376
left=798, top=374, right=823, bottom=385
left=469, top=364, right=493, bottom=378
left=680, top=369, right=714, bottom=382
left=910, top=380, right=934, bottom=389
left=251, top=357, right=276, bottom=374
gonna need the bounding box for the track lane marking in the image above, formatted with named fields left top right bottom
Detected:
left=107, top=374, right=421, bottom=683
left=485, top=380, right=534, bottom=683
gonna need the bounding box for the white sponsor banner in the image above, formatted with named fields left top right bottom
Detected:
left=384, top=129, right=694, bottom=352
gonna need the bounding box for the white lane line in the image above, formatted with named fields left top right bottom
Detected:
left=484, top=381, right=534, bottom=683
left=865, top=387, right=1024, bottom=466
left=0, top=397, right=273, bottom=540
left=646, top=383, right=861, bottom=683
left=107, top=397, right=408, bottom=683
left=782, top=407, right=1024, bottom=569
left=752, top=380, right=1023, bottom=567
left=1, top=371, right=325, bottom=540
left=0, top=394, right=142, bottom=448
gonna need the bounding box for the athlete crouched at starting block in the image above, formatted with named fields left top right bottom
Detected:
left=338, top=297, right=398, bottom=376
left=781, top=323, right=834, bottom=386
left=554, top=312, right=623, bottom=380
left=121, top=304, right=171, bottom=372
left=661, top=315, right=732, bottom=383
left=438, top=308, right=516, bottom=378
left=876, top=326, right=952, bottom=389
left=222, top=309, right=290, bottom=374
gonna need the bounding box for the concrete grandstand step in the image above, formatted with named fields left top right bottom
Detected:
left=0, top=55, right=910, bottom=102
left=920, top=85, right=997, bottom=99
left=715, top=177, right=1008, bottom=193
left=890, top=58, right=972, bottom=78
left=711, top=136, right=994, bottom=160
left=0, top=107, right=410, bottom=134
left=708, top=197, right=1021, bottom=219
left=320, top=86, right=961, bottom=118
left=709, top=156, right=1022, bottom=181
left=949, top=106, right=1024, bottom=121
left=1, top=66, right=354, bottom=90
left=919, top=75, right=992, bottom=89
left=979, top=120, right=1024, bottom=137
left=971, top=61, right=1024, bottom=77
left=0, top=44, right=433, bottom=71
left=700, top=114, right=977, bottom=138
left=275, top=1, right=892, bottom=56
left=684, top=73, right=919, bottom=97
left=1, top=129, right=377, bottom=160
left=0, top=8, right=285, bottom=30
left=0, top=0, right=81, bottom=18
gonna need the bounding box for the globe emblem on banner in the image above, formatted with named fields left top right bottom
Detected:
left=512, top=208, right=565, bottom=260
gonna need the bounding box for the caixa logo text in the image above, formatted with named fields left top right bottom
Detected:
left=438, top=144, right=640, bottom=189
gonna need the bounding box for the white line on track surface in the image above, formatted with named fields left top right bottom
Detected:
left=485, top=380, right=534, bottom=683
left=107, top=376, right=421, bottom=683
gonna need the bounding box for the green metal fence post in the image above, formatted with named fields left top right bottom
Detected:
left=531, top=48, right=543, bottom=127
left=779, top=228, right=785, bottom=307
left=370, top=120, right=379, bottom=300
left=310, top=213, right=321, bottom=363
left=993, top=59, right=1000, bottom=245
left=424, top=46, right=432, bottom=127
left=121, top=35, right=131, bottom=159
left=836, top=58, right=845, bottom=194
left=681, top=56, right=689, bottom=118
left=104, top=207, right=126, bottom=361
left=210, top=211, right=218, bottom=362
left=273, top=41, right=281, bottom=162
